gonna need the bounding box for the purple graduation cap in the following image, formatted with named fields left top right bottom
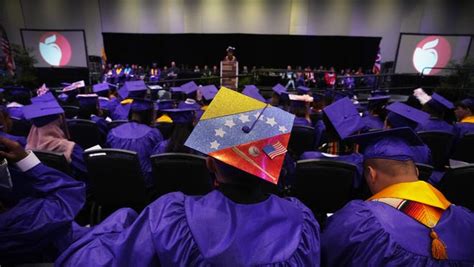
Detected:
left=23, top=100, right=64, bottom=127
left=31, top=92, right=56, bottom=104
left=62, top=80, right=85, bottom=93
left=427, top=93, right=454, bottom=113
left=178, top=98, right=201, bottom=111
left=296, top=86, right=310, bottom=95
left=386, top=102, right=430, bottom=130
left=161, top=108, right=195, bottom=124
left=180, top=81, right=199, bottom=96
left=272, top=84, right=287, bottom=96
left=242, top=86, right=266, bottom=103
left=200, top=85, right=218, bottom=101
left=156, top=99, right=175, bottom=111
left=98, top=96, right=110, bottom=111
left=125, top=80, right=148, bottom=98
left=323, top=97, right=364, bottom=140
left=92, top=83, right=110, bottom=94
left=77, top=94, right=99, bottom=108
left=345, top=127, right=423, bottom=161
left=289, top=94, right=313, bottom=108
left=130, top=98, right=154, bottom=112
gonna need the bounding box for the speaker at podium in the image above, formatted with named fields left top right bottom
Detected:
left=220, top=46, right=238, bottom=90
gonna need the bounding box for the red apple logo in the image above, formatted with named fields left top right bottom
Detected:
left=413, top=36, right=451, bottom=75
left=39, top=32, right=72, bottom=67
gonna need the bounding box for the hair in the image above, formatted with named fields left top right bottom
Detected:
left=289, top=104, right=308, bottom=118
left=214, top=159, right=262, bottom=187
left=364, top=158, right=417, bottom=178
left=455, top=100, right=474, bottom=113
left=77, top=104, right=99, bottom=120
left=165, top=123, right=194, bottom=153
left=130, top=109, right=154, bottom=125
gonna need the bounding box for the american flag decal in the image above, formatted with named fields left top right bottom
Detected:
left=263, top=142, right=287, bottom=159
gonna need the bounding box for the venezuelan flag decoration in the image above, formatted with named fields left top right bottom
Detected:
left=185, top=87, right=295, bottom=184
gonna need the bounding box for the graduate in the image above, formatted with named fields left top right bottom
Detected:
left=268, top=83, right=287, bottom=108
left=152, top=108, right=196, bottom=155
left=23, top=96, right=88, bottom=182
left=112, top=64, right=125, bottom=84
left=196, top=85, right=218, bottom=120
left=106, top=98, right=163, bottom=188
left=76, top=94, right=109, bottom=140
left=56, top=87, right=320, bottom=266
left=0, top=105, right=26, bottom=147
left=322, top=127, right=474, bottom=266
left=4, top=86, right=31, bottom=119
left=0, top=137, right=87, bottom=264
left=413, top=89, right=455, bottom=134
left=59, top=81, right=85, bottom=107
left=301, top=97, right=365, bottom=189
left=155, top=99, right=176, bottom=123
left=110, top=80, right=148, bottom=120
left=288, top=94, right=313, bottom=127
left=361, top=95, right=390, bottom=131
left=453, top=97, right=474, bottom=137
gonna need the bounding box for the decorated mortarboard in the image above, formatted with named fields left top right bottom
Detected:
left=272, top=84, right=287, bottom=96
left=93, top=83, right=110, bottom=93
left=323, top=97, right=364, bottom=140
left=31, top=92, right=56, bottom=104
left=156, top=99, right=175, bottom=110
left=130, top=98, right=154, bottom=112
left=427, top=93, right=454, bottom=112
left=77, top=94, right=99, bottom=107
left=161, top=108, right=195, bottom=124
left=386, top=102, right=430, bottom=129
left=23, top=100, right=64, bottom=127
left=413, top=88, right=431, bottom=105
left=289, top=94, right=313, bottom=108
left=296, top=86, right=310, bottom=94
left=36, top=83, right=50, bottom=96
left=178, top=98, right=201, bottom=111
left=200, top=85, right=218, bottom=101
left=62, top=80, right=85, bottom=92
left=242, top=86, right=266, bottom=103
left=185, top=87, right=295, bottom=184
left=345, top=127, right=423, bottom=161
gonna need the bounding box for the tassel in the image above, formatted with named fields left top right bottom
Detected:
left=430, top=229, right=448, bottom=260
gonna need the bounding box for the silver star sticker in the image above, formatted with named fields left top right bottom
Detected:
left=254, top=112, right=264, bottom=121
left=266, top=117, right=277, bottom=127
left=278, top=125, right=288, bottom=133
left=210, top=140, right=220, bottom=150
left=215, top=128, right=226, bottom=138
left=224, top=119, right=236, bottom=128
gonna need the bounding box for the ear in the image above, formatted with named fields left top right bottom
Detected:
left=415, top=165, right=420, bottom=178
left=206, top=157, right=217, bottom=174
left=366, top=165, right=378, bottom=186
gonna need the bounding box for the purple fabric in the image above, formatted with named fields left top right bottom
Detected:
left=454, top=122, right=474, bottom=138
left=300, top=151, right=364, bottom=188
left=6, top=106, right=25, bottom=120
left=110, top=102, right=131, bottom=121
left=0, top=131, right=26, bottom=147
left=56, top=190, right=321, bottom=266
left=70, top=144, right=88, bottom=183
left=322, top=199, right=474, bottom=266
left=416, top=118, right=455, bottom=134
left=361, top=114, right=384, bottom=131
left=313, top=120, right=326, bottom=147
left=107, top=122, right=163, bottom=187
left=293, top=116, right=312, bottom=127
left=0, top=163, right=87, bottom=264
left=152, top=139, right=169, bottom=155
left=90, top=115, right=109, bottom=138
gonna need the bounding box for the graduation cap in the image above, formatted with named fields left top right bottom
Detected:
left=161, top=108, right=195, bottom=124
left=23, top=100, right=64, bottom=127
left=296, top=86, right=310, bottom=94
left=77, top=94, right=99, bottom=108
left=323, top=97, right=364, bottom=140
left=413, top=88, right=431, bottom=105
left=62, top=80, right=85, bottom=93
left=31, top=92, right=56, bottom=104
left=427, top=93, right=454, bottom=113
left=98, top=97, right=110, bottom=110
left=180, top=81, right=199, bottom=96
left=185, top=87, right=295, bottom=184
left=289, top=94, right=313, bottom=108
left=272, top=84, right=287, bottom=96
left=156, top=99, right=175, bottom=110
left=3, top=86, right=31, bottom=97
left=386, top=102, right=430, bottom=129
left=0, top=88, right=4, bottom=94
left=178, top=98, right=201, bottom=111
left=92, top=83, right=110, bottom=94
left=130, top=98, right=154, bottom=112
left=242, top=86, right=266, bottom=103
left=345, top=127, right=423, bottom=161
left=200, top=85, right=218, bottom=101
left=118, top=80, right=147, bottom=99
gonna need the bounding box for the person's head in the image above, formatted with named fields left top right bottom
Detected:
left=329, top=66, right=335, bottom=73
left=206, top=157, right=263, bottom=188
left=204, top=65, right=209, bottom=70
left=454, top=98, right=474, bottom=121
left=166, top=123, right=194, bottom=153
left=171, top=61, right=176, bottom=68
left=364, top=158, right=418, bottom=194
left=77, top=94, right=99, bottom=119
left=129, top=99, right=155, bottom=125
left=5, top=87, right=31, bottom=105
left=287, top=65, right=292, bottom=71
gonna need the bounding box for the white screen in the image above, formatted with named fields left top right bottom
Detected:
left=395, top=34, right=471, bottom=75
left=21, top=30, right=88, bottom=68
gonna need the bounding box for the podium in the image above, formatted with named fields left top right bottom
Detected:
left=220, top=60, right=238, bottom=89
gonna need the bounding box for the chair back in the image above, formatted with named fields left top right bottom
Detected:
left=288, top=125, right=315, bottom=159
left=10, top=117, right=31, bottom=136
left=415, top=163, right=434, bottom=181
left=451, top=133, right=474, bottom=163
left=62, top=105, right=80, bottom=119
left=33, top=150, right=72, bottom=175
left=439, top=164, right=474, bottom=211
left=417, top=131, right=454, bottom=170
left=67, top=119, right=103, bottom=149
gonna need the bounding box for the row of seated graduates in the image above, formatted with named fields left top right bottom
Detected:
left=1, top=82, right=474, bottom=213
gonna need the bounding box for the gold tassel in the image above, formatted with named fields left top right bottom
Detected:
left=430, top=229, right=448, bottom=260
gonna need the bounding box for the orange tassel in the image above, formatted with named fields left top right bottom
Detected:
left=430, top=229, right=448, bottom=260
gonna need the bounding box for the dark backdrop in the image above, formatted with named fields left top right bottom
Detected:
left=103, top=33, right=381, bottom=70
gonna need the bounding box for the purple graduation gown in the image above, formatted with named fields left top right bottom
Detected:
left=300, top=151, right=364, bottom=188
left=107, top=122, right=163, bottom=187
left=152, top=139, right=169, bottom=155
left=0, top=131, right=26, bottom=147
left=361, top=114, right=384, bottom=131
left=90, top=115, right=109, bottom=138
left=322, top=200, right=474, bottom=266
left=416, top=118, right=455, bottom=134
left=56, top=190, right=321, bottom=266
left=110, top=102, right=131, bottom=121
left=0, top=163, right=87, bottom=264
left=293, top=116, right=312, bottom=127
left=454, top=122, right=474, bottom=139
